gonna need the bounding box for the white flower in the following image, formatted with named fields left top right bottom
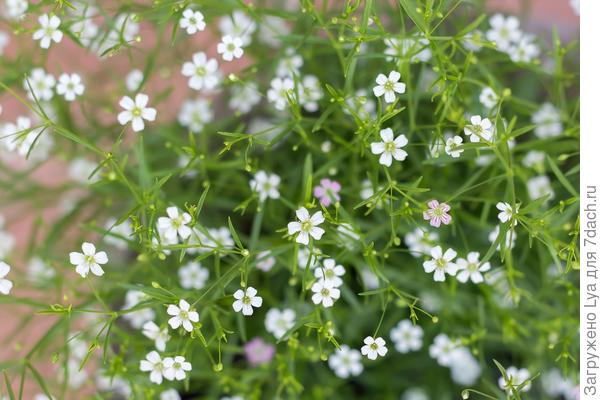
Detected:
left=117, top=93, right=157, bottom=132
left=249, top=171, right=280, bottom=202
left=56, top=73, right=85, bottom=101
left=372, top=70, right=406, bottom=103
left=157, top=206, right=192, bottom=241
left=1, top=116, right=42, bottom=157
left=125, top=69, right=144, bottom=92
left=527, top=175, right=555, bottom=200
left=229, top=82, right=261, bottom=114
left=498, top=366, right=532, bottom=393
left=360, top=336, right=388, bottom=360
left=422, top=246, right=458, bottom=282
left=259, top=16, right=290, bottom=48
left=496, top=202, right=518, bottom=225
left=384, top=37, right=431, bottom=63
left=122, top=290, right=155, bottom=328
left=287, top=207, right=325, bottom=245
left=463, top=30, right=484, bottom=52
left=181, top=52, right=220, bottom=91
left=456, top=252, right=491, bottom=284
left=160, top=389, right=181, bottom=400
left=178, top=98, right=213, bottom=133
left=428, top=333, right=458, bottom=366
left=310, top=279, right=340, bottom=308
left=178, top=261, right=209, bottom=289
left=104, top=218, right=133, bottom=250
left=217, top=35, right=244, bottom=61
left=32, top=14, right=63, bottom=49
left=486, top=14, right=522, bottom=51
left=328, top=345, right=363, bottom=378
left=464, top=115, right=494, bottom=142
left=0, top=217, right=15, bottom=259
left=27, top=257, right=55, bottom=285
left=444, top=135, right=464, bottom=158
left=97, top=13, right=139, bottom=55
left=532, top=103, right=562, bottom=138
left=5, top=0, right=28, bottom=20
left=508, top=34, right=540, bottom=63
left=276, top=49, right=303, bottom=77
left=140, top=351, right=166, bottom=384
left=179, top=8, right=205, bottom=35
left=345, top=89, right=376, bottom=121
left=256, top=250, right=276, bottom=272
left=449, top=348, right=481, bottom=385
left=370, top=128, right=408, bottom=167
left=69, top=242, right=108, bottom=277
left=299, top=75, right=323, bottom=112
left=314, top=258, right=345, bottom=288
left=0, top=31, right=9, bottom=55
left=267, top=77, right=294, bottom=110
left=0, top=261, right=13, bottom=295
left=68, top=157, right=99, bottom=183
left=390, top=320, right=423, bottom=353
left=489, top=225, right=517, bottom=250
left=219, top=10, right=256, bottom=45
left=163, top=356, right=191, bottom=381
left=479, top=87, right=498, bottom=109
left=265, top=308, right=296, bottom=339
left=401, top=388, right=429, bottom=400
left=298, top=247, right=319, bottom=269
left=70, top=9, right=99, bottom=48
left=142, top=321, right=171, bottom=352
left=232, top=286, right=263, bottom=316
left=522, top=150, right=545, bottom=169
left=24, top=68, right=55, bottom=101
left=167, top=299, right=199, bottom=332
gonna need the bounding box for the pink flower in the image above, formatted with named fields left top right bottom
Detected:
left=244, top=337, right=275, bottom=366
left=313, top=178, right=341, bottom=206
left=423, top=200, right=452, bottom=227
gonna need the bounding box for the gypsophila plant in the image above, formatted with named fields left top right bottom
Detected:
left=0, top=0, right=579, bottom=399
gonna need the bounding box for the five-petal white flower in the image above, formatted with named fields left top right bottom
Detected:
left=69, top=242, right=108, bottom=278
left=56, top=73, right=85, bottom=101
left=287, top=207, right=325, bottom=245
left=390, top=320, right=424, bottom=353
left=249, top=171, right=281, bottom=202
left=117, top=93, right=157, bottom=132
left=0, top=261, right=13, bottom=295
left=328, top=345, right=364, bottom=378
left=163, top=356, right=192, bottom=381
left=372, top=71, right=406, bottom=103
left=33, top=14, right=63, bottom=49
left=179, top=8, right=206, bottom=35
left=361, top=336, right=388, bottom=360
left=496, top=202, right=518, bottom=225
left=422, top=246, right=458, bottom=282
left=265, top=308, right=296, bottom=339
left=314, top=258, right=345, bottom=288
left=310, top=279, right=340, bottom=308
left=167, top=299, right=199, bottom=332
left=157, top=206, right=192, bottom=241
left=181, top=52, right=220, bottom=91
left=456, top=252, right=491, bottom=284
left=232, top=286, right=263, bottom=316
left=139, top=351, right=166, bottom=384
left=142, top=321, right=171, bottom=352
left=464, top=115, right=494, bottom=143
left=217, top=35, right=244, bottom=61
left=370, top=128, right=408, bottom=167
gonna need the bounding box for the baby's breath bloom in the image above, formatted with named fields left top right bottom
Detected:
left=313, top=178, right=341, bottom=206
left=178, top=98, right=213, bottom=133
left=219, top=10, right=256, bottom=45
left=117, top=93, right=157, bottom=132
left=361, top=336, right=388, bottom=360
left=508, top=34, right=540, bottom=63
left=276, top=48, right=303, bottom=77
left=287, top=207, right=325, bottom=245
left=390, top=320, right=423, bottom=353
left=314, top=258, right=345, bottom=288
left=217, top=35, right=244, bottom=61
left=163, top=356, right=192, bottom=381
left=455, top=252, right=490, bottom=284
left=479, top=86, right=498, bottom=109
left=56, top=73, right=85, bottom=101
left=178, top=261, right=209, bottom=289
left=370, top=128, right=408, bottom=167
left=328, top=345, right=363, bottom=378
left=167, top=299, right=199, bottom=332
left=496, top=202, right=518, bottom=225
left=422, top=246, right=457, bottom=282
left=311, top=279, right=340, bottom=308
left=181, top=52, right=220, bottom=91
left=33, top=14, right=63, bottom=49
left=5, top=0, right=28, bottom=20
left=299, top=75, right=323, bottom=112
left=25, top=68, right=55, bottom=101
left=229, top=82, right=261, bottom=114
left=422, top=200, right=451, bottom=228
left=69, top=242, right=108, bottom=278
left=249, top=171, right=281, bottom=202
left=464, top=115, right=493, bottom=142
left=527, top=175, right=555, bottom=200
left=372, top=70, right=406, bottom=103
left=486, top=14, right=522, bottom=52
left=0, top=31, right=10, bottom=55
left=532, top=102, right=562, bottom=138
left=405, top=227, right=439, bottom=257
left=444, top=135, right=464, bottom=158
left=142, top=321, right=171, bottom=352
left=179, top=8, right=205, bottom=35
left=267, top=77, right=294, bottom=110
left=232, top=286, right=263, bottom=316
left=265, top=308, right=296, bottom=339
left=157, top=206, right=192, bottom=241
left=125, top=69, right=143, bottom=92
left=498, top=366, right=532, bottom=394
left=428, top=333, right=459, bottom=366
left=140, top=351, right=166, bottom=384
left=0, top=261, right=13, bottom=295
left=256, top=250, right=276, bottom=272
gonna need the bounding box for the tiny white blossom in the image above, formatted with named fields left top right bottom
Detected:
left=314, top=258, right=345, bottom=287
left=310, top=279, right=340, bottom=308
left=104, top=218, right=133, bottom=250
left=229, top=82, right=261, bottom=114
left=299, top=75, right=323, bottom=112
left=486, top=14, right=522, bottom=52
left=370, top=128, right=408, bottom=167
left=464, top=115, right=494, bottom=142
left=5, top=0, right=28, bottom=20
left=256, top=250, right=276, bottom=272
left=0, top=261, right=13, bottom=295
left=390, top=320, right=423, bottom=353
left=522, top=150, right=546, bottom=169
left=276, top=49, right=303, bottom=77
left=69, top=242, right=108, bottom=277
left=217, top=35, right=244, bottom=61
left=25, top=68, right=55, bottom=101
left=68, top=157, right=99, bottom=183
left=122, top=290, right=155, bottom=328
left=449, top=347, right=482, bottom=385
left=405, top=228, right=439, bottom=257
left=328, top=345, right=363, bottom=378
left=298, top=247, right=319, bottom=269
left=479, top=86, right=498, bottom=109
left=489, top=225, right=517, bottom=250
left=287, top=207, right=325, bottom=245
left=160, top=389, right=181, bottom=400
left=373, top=70, right=406, bottom=103
left=157, top=206, right=192, bottom=241
left=508, top=34, right=540, bottom=63
left=125, top=69, right=144, bottom=92
left=456, top=252, right=491, bottom=284
left=181, top=52, right=220, bottom=91
left=384, top=37, right=432, bottom=63
left=0, top=31, right=10, bottom=55
left=444, top=135, right=464, bottom=158
left=532, top=102, right=562, bottom=138
left=178, top=98, right=213, bottom=133
left=232, top=286, right=263, bottom=316
left=463, top=30, right=484, bottom=52
left=32, top=14, right=63, bottom=49
left=178, top=261, right=209, bottom=289
left=361, top=336, right=388, bottom=360
left=179, top=8, right=206, bottom=35
left=428, top=333, right=459, bottom=366
left=167, top=299, right=199, bottom=332
left=498, top=366, right=532, bottom=394
left=139, top=351, right=166, bottom=384
left=249, top=171, right=280, bottom=202
left=267, top=77, right=294, bottom=110
left=56, top=73, right=85, bottom=101
left=219, top=10, right=256, bottom=45
left=27, top=257, right=55, bottom=285
left=265, top=308, right=296, bottom=339
left=496, top=202, right=518, bottom=225
left=117, top=93, right=157, bottom=132
left=527, top=175, right=555, bottom=201
left=142, top=321, right=171, bottom=352
left=163, top=356, right=191, bottom=381
left=422, top=246, right=458, bottom=282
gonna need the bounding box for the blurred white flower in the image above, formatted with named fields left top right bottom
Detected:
left=486, top=14, right=522, bottom=51
left=498, top=366, right=532, bottom=394
left=0, top=261, right=13, bottom=295
left=249, top=170, right=281, bottom=202
left=181, top=52, right=220, bottom=91
left=314, top=258, right=345, bottom=287
left=265, top=308, right=296, bottom=339
left=532, top=103, right=562, bottom=138
left=276, top=49, right=303, bottom=77
left=122, top=290, right=155, bottom=329
left=390, top=320, right=423, bottom=353
left=328, top=345, right=363, bottom=378
left=178, top=98, right=213, bottom=133
left=256, top=250, right=276, bottom=272
left=229, top=82, right=261, bottom=114
left=104, top=218, right=133, bottom=250
left=142, top=321, right=171, bottom=352
left=56, top=73, right=85, bottom=101
left=219, top=10, right=256, bottom=45
left=479, top=86, right=498, bottom=109
left=125, top=69, right=144, bottom=92
left=527, top=175, right=555, bottom=200
left=24, top=68, right=55, bottom=101
left=178, top=261, right=209, bottom=289
left=267, top=77, right=294, bottom=110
